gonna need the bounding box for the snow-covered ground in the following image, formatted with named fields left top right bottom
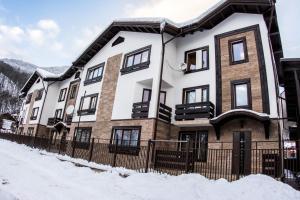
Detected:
left=0, top=139, right=299, bottom=200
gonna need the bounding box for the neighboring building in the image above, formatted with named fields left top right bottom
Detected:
left=18, top=0, right=285, bottom=172
left=0, top=113, right=17, bottom=133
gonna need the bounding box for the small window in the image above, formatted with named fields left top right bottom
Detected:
left=142, top=89, right=152, bottom=102
left=110, top=126, right=141, bottom=155
left=75, top=72, right=80, bottom=79
left=27, top=127, right=34, bottom=136
left=121, top=46, right=151, bottom=75
left=36, top=78, right=40, bottom=83
left=185, top=46, right=209, bottom=73
left=54, top=109, right=62, bottom=119
left=74, top=127, right=92, bottom=149
left=229, top=37, right=248, bottom=65
left=231, top=79, right=252, bottom=109
left=84, top=63, right=104, bottom=85
left=69, top=85, right=77, bottom=99
left=35, top=89, right=44, bottom=101
left=58, top=88, right=67, bottom=102
left=112, top=36, right=125, bottom=47
left=26, top=93, right=32, bottom=104
left=183, top=86, right=209, bottom=104
left=160, top=91, right=166, bottom=104
left=78, top=94, right=98, bottom=115
left=30, top=107, right=39, bottom=120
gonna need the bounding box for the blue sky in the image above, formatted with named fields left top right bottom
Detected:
left=0, top=0, right=299, bottom=67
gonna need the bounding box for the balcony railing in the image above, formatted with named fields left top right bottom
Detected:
left=47, top=117, right=62, bottom=126
left=158, top=103, right=172, bottom=123
left=175, top=101, right=214, bottom=121
left=132, top=102, right=149, bottom=119
left=65, top=115, right=73, bottom=125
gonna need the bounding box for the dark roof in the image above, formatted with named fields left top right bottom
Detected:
left=72, top=0, right=282, bottom=69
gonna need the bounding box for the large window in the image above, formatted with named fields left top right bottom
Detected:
left=185, top=46, right=209, bottom=73
left=69, top=84, right=77, bottom=99
left=30, top=107, right=39, bottom=120
left=231, top=79, right=252, bottom=109
left=84, top=63, right=104, bottom=85
left=229, top=37, right=248, bottom=65
left=121, top=45, right=151, bottom=75
left=74, top=127, right=92, bottom=148
left=27, top=127, right=34, bottom=136
left=183, top=86, right=209, bottom=104
left=78, top=93, right=98, bottom=115
left=110, top=126, right=141, bottom=155
left=35, top=89, right=43, bottom=101
left=58, top=88, right=67, bottom=102
left=26, top=93, right=32, bottom=104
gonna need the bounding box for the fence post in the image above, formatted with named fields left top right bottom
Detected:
left=47, top=135, right=52, bottom=152
left=58, top=138, right=63, bottom=154
left=145, top=139, right=152, bottom=173
left=113, top=138, right=118, bottom=167
left=88, top=138, right=95, bottom=162
left=32, top=134, right=37, bottom=148
left=185, top=139, right=191, bottom=173
left=72, top=138, right=76, bottom=157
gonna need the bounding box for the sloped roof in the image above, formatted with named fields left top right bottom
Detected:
left=72, top=0, right=282, bottom=69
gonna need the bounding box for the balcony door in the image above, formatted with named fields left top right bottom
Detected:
left=142, top=88, right=166, bottom=104
left=183, top=86, right=209, bottom=104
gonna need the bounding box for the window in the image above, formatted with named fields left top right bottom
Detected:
left=185, top=46, right=209, bottom=73
left=231, top=79, right=252, bottom=109
left=121, top=45, right=151, bottom=75
left=142, top=89, right=152, bottom=102
left=58, top=88, right=67, bottom=102
left=110, top=126, right=141, bottom=155
left=27, top=127, right=34, bottom=136
left=54, top=109, right=62, bottom=119
left=35, top=89, right=43, bottom=101
left=74, top=127, right=92, bottom=148
left=84, top=63, right=104, bottom=85
left=19, top=127, right=24, bottom=135
left=160, top=91, right=166, bottom=104
left=112, top=36, right=125, bottom=47
left=183, top=86, right=209, bottom=104
left=75, top=71, right=81, bottom=79
left=26, top=93, right=32, bottom=104
left=69, top=85, right=77, bottom=99
left=30, top=107, right=39, bottom=120
left=36, top=78, right=40, bottom=83
left=78, top=94, right=98, bottom=115
left=229, top=37, right=248, bottom=65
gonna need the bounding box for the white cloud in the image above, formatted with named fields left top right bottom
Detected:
left=27, top=28, right=44, bottom=45
left=37, top=19, right=60, bottom=37
left=0, top=25, right=24, bottom=42
left=73, top=25, right=102, bottom=53
left=126, top=0, right=220, bottom=23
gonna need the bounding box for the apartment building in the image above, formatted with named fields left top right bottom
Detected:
left=18, top=0, right=284, bottom=171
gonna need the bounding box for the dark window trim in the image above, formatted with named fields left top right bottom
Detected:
left=69, top=84, right=77, bottom=99
left=75, top=71, right=81, bottom=79
left=27, top=127, right=34, bottom=136
left=54, top=109, right=63, bottom=119
left=84, top=63, right=105, bottom=86
left=160, top=91, right=167, bottom=105
left=215, top=25, right=270, bottom=116
left=121, top=45, right=151, bottom=75
left=182, top=85, right=209, bottom=104
left=231, top=78, right=252, bottom=109
left=77, top=93, right=98, bottom=116
left=73, top=127, right=92, bottom=149
left=109, top=126, right=142, bottom=155
left=184, top=46, right=209, bottom=74
left=228, top=36, right=249, bottom=65
left=35, top=89, right=44, bottom=101
left=58, top=88, right=67, bottom=102
left=112, top=36, right=125, bottom=47
left=26, top=93, right=32, bottom=104
left=30, top=107, right=39, bottom=120
left=142, top=88, right=152, bottom=102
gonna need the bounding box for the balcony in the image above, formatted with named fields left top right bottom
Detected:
left=175, top=102, right=214, bottom=121
left=65, top=115, right=73, bottom=125
left=77, top=108, right=96, bottom=116
left=132, top=102, right=149, bottom=119
left=47, top=117, right=62, bottom=126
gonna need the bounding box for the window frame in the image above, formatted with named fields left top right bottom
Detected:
left=109, top=126, right=142, bottom=155
left=142, top=88, right=152, bottom=103
left=35, top=89, right=44, bottom=101
left=231, top=79, right=252, bottom=109
left=74, top=127, right=92, bottom=149
left=54, top=109, right=63, bottom=119
left=184, top=46, right=209, bottom=74
left=58, top=88, right=67, bottom=102
left=27, top=127, right=34, bottom=136
left=121, top=45, right=151, bottom=75
left=77, top=93, right=98, bottom=116
left=69, top=84, right=77, bottom=99
left=30, top=107, right=39, bottom=120
left=26, top=93, right=32, bottom=104
left=229, top=37, right=249, bottom=65
left=84, top=63, right=105, bottom=85
left=182, top=85, right=209, bottom=104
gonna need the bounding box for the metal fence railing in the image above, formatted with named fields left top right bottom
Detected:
left=0, top=133, right=299, bottom=190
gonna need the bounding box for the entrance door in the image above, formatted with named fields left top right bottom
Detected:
left=232, top=131, right=251, bottom=175
left=179, top=131, right=208, bottom=162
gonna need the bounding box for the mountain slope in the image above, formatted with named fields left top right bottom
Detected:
left=0, top=58, right=38, bottom=74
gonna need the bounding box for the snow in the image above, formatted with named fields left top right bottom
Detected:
left=211, top=109, right=270, bottom=121
left=0, top=58, right=38, bottom=74
left=0, top=139, right=299, bottom=200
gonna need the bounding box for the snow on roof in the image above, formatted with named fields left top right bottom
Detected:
left=211, top=109, right=270, bottom=121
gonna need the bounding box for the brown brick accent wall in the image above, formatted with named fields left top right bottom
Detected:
left=63, top=80, right=80, bottom=123
left=219, top=30, right=263, bottom=113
